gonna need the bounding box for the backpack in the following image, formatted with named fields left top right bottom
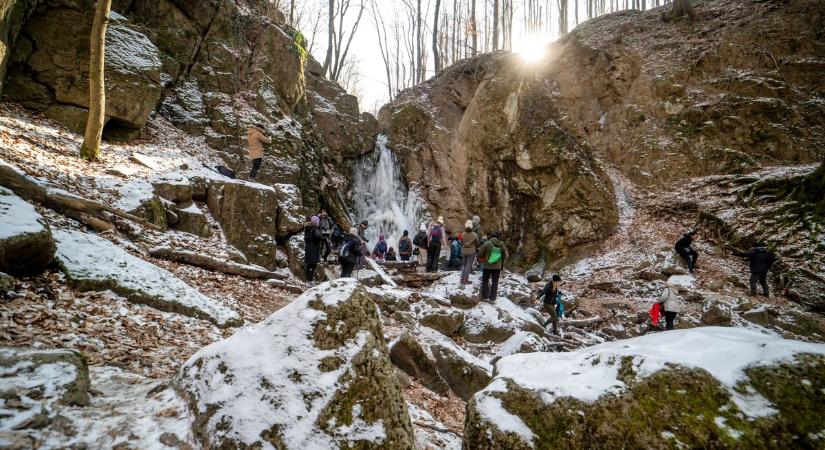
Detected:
left=430, top=226, right=443, bottom=243
left=413, top=231, right=426, bottom=247
left=487, top=245, right=503, bottom=264
left=450, top=239, right=462, bottom=256
left=338, top=239, right=357, bottom=261
left=216, top=165, right=236, bottom=178
left=399, top=238, right=411, bottom=255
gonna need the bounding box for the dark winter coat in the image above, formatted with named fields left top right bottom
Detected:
left=319, top=216, right=334, bottom=237
left=537, top=282, right=560, bottom=306
left=479, top=238, right=508, bottom=270
left=733, top=247, right=776, bottom=274
left=358, top=225, right=368, bottom=243
left=339, top=233, right=362, bottom=264
left=674, top=234, right=693, bottom=252
left=304, top=224, right=323, bottom=265
left=398, top=236, right=413, bottom=256
left=413, top=230, right=428, bottom=248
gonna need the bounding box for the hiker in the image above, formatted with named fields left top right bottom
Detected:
left=536, top=274, right=562, bottom=335
left=427, top=217, right=445, bottom=272
left=657, top=284, right=681, bottom=330
left=478, top=231, right=508, bottom=302
left=386, top=247, right=397, bottom=261
left=247, top=124, right=271, bottom=180
left=460, top=220, right=480, bottom=284
left=413, top=223, right=428, bottom=267
left=398, top=230, right=413, bottom=261
left=733, top=243, right=776, bottom=297
left=331, top=224, right=343, bottom=249
left=674, top=230, right=699, bottom=273
left=448, top=231, right=462, bottom=270
left=472, top=215, right=482, bottom=237
left=318, top=210, right=334, bottom=262
left=304, top=215, right=323, bottom=285
left=338, top=228, right=362, bottom=278
left=372, top=234, right=388, bottom=260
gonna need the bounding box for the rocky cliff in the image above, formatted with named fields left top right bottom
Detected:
left=0, top=0, right=376, bottom=217
left=380, top=0, right=825, bottom=267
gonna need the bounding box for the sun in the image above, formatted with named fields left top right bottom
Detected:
left=516, top=37, right=549, bottom=64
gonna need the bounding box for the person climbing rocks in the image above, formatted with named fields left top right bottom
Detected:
left=318, top=209, right=334, bottom=262
left=398, top=230, right=413, bottom=261
left=304, top=215, right=323, bottom=285
left=247, top=124, right=271, bottom=180
left=732, top=243, right=777, bottom=297
left=372, top=234, right=388, bottom=260
left=478, top=231, right=508, bottom=302
left=386, top=247, right=397, bottom=261
left=338, top=227, right=362, bottom=278
left=657, top=283, right=682, bottom=330
left=460, top=220, right=480, bottom=285
left=674, top=230, right=699, bottom=273
left=427, top=217, right=445, bottom=272
left=413, top=223, right=428, bottom=268
left=536, top=274, right=562, bottom=335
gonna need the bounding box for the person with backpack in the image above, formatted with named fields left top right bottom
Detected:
left=386, top=247, right=397, bottom=261
left=674, top=230, right=699, bottom=273
left=478, top=231, right=508, bottom=302
left=372, top=234, right=388, bottom=260
left=536, top=274, right=563, bottom=335
left=318, top=209, right=334, bottom=262
left=338, top=227, right=362, bottom=278
left=357, top=220, right=369, bottom=269
left=247, top=124, right=271, bottom=180
left=657, top=284, right=681, bottom=330
left=398, top=230, right=413, bottom=261
left=427, top=217, right=445, bottom=272
left=448, top=232, right=462, bottom=270
left=460, top=220, right=480, bottom=285
left=413, top=223, right=428, bottom=268
left=732, top=243, right=777, bottom=297
left=304, top=216, right=323, bottom=285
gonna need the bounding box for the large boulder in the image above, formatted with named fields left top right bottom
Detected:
left=415, top=305, right=464, bottom=336
left=460, top=299, right=544, bottom=344
left=465, top=328, right=825, bottom=449
left=0, top=347, right=90, bottom=431
left=53, top=228, right=240, bottom=327
left=174, top=280, right=415, bottom=449
left=421, top=327, right=493, bottom=401
left=389, top=332, right=450, bottom=395
left=0, top=187, right=56, bottom=275
left=206, top=179, right=304, bottom=269
left=6, top=7, right=163, bottom=136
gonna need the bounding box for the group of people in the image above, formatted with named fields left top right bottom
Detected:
left=654, top=229, right=777, bottom=330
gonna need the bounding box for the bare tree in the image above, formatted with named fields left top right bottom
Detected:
left=470, top=0, right=477, bottom=56
left=433, top=0, right=442, bottom=72
left=323, top=0, right=334, bottom=73
left=667, top=0, right=696, bottom=20
left=492, top=0, right=500, bottom=49
left=80, top=0, right=112, bottom=161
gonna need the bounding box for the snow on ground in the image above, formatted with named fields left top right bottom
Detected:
left=487, top=327, right=825, bottom=417
left=407, top=402, right=462, bottom=450
left=0, top=187, right=47, bottom=239
left=53, top=228, right=240, bottom=327
left=176, top=280, right=388, bottom=449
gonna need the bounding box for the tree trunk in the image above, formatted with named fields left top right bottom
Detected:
left=433, top=0, right=441, bottom=72
left=322, top=0, right=334, bottom=74
left=415, top=0, right=422, bottom=83
left=669, top=0, right=697, bottom=20
left=79, top=0, right=112, bottom=161
left=493, top=0, right=499, bottom=50
left=559, top=0, right=568, bottom=35
left=470, top=0, right=477, bottom=56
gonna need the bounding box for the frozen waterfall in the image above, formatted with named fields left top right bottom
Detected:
left=354, top=135, right=427, bottom=249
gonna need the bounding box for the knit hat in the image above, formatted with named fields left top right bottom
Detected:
left=349, top=227, right=357, bottom=234
left=437, top=216, right=444, bottom=224
left=361, top=220, right=368, bottom=226
left=379, top=233, right=385, bottom=241
left=552, top=274, right=562, bottom=282
left=420, top=223, right=427, bottom=232
left=472, top=215, right=481, bottom=224
left=403, top=230, right=409, bottom=236
left=310, top=215, right=320, bottom=227
left=464, top=219, right=473, bottom=230
left=491, top=230, right=502, bottom=238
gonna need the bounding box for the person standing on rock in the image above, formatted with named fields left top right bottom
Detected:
left=658, top=283, right=682, bottom=330
left=357, top=220, right=369, bottom=269
left=478, top=231, right=508, bottom=302
left=537, top=274, right=562, bottom=335
left=372, top=234, right=388, bottom=260
left=674, top=230, right=699, bottom=273
left=247, top=124, right=271, bottom=180
left=427, top=217, right=446, bottom=272
left=413, top=223, right=428, bottom=268
left=398, top=230, right=413, bottom=261
left=318, top=210, right=334, bottom=262
left=732, top=243, right=776, bottom=297
left=338, top=227, right=362, bottom=278
left=304, top=216, right=323, bottom=285
left=460, top=220, right=480, bottom=285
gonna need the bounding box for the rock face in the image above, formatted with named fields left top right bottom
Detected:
left=379, top=53, right=618, bottom=266
left=0, top=347, right=90, bottom=431
left=465, top=327, right=825, bottom=449
left=54, top=228, right=240, bottom=327
left=174, top=280, right=415, bottom=449
left=0, top=187, right=55, bottom=275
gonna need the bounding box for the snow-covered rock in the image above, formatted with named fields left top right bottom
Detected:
left=461, top=300, right=544, bottom=344
left=389, top=332, right=450, bottom=395
left=465, top=327, right=825, bottom=449
left=174, top=280, right=415, bottom=449
left=0, top=187, right=56, bottom=275
left=415, top=304, right=464, bottom=336
left=53, top=229, right=240, bottom=327
left=0, top=348, right=89, bottom=432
